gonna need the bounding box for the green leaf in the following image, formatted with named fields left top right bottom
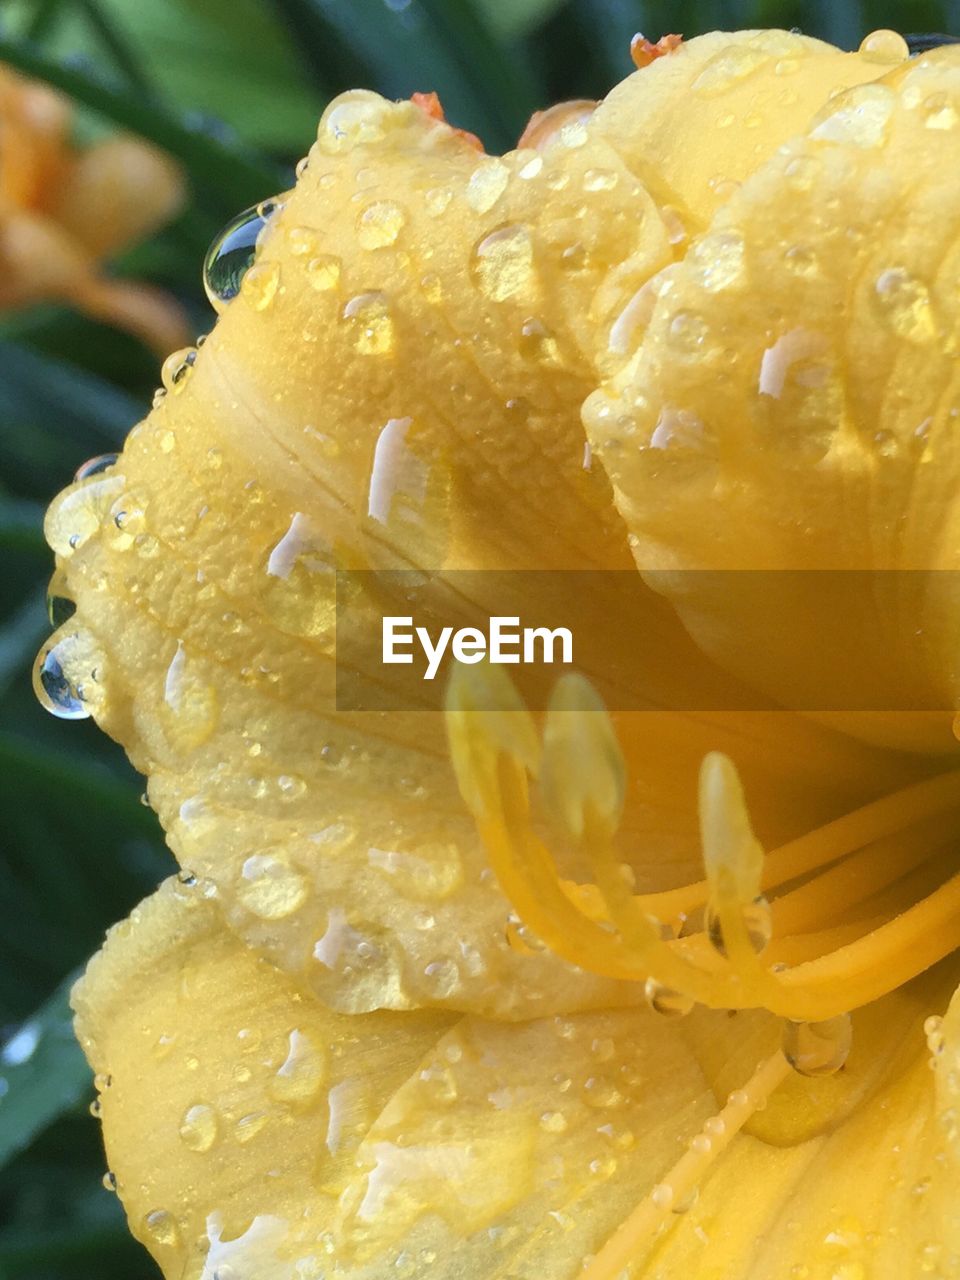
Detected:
left=73, top=0, right=156, bottom=98
left=268, top=0, right=527, bottom=150
left=4, top=0, right=322, bottom=153
left=0, top=589, right=47, bottom=702
left=474, top=0, right=567, bottom=40
left=0, top=340, right=140, bottom=448
left=0, top=977, right=89, bottom=1170
left=0, top=35, right=284, bottom=213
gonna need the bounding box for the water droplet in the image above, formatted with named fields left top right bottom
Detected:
left=517, top=152, right=542, bottom=180
left=160, top=347, right=197, bottom=395
left=873, top=267, right=936, bottom=344
left=357, top=200, right=405, bottom=248
left=342, top=291, right=395, bottom=354
left=466, top=158, right=510, bottom=213
left=920, top=93, right=958, bottom=130
left=471, top=225, right=535, bottom=302
left=425, top=186, right=453, bottom=217
left=559, top=241, right=589, bottom=272
left=238, top=852, right=308, bottom=919
left=666, top=310, right=709, bottom=356
left=203, top=203, right=272, bottom=309
left=583, top=168, right=618, bottom=192
left=650, top=1182, right=674, bottom=1210
left=783, top=1013, right=852, bottom=1076
left=45, top=473, right=125, bottom=557
left=318, top=90, right=389, bottom=154
left=367, top=842, right=463, bottom=900
left=143, top=1209, right=181, bottom=1249
left=693, top=45, right=769, bottom=95
left=89, top=1097, right=102, bottom=1117
left=179, top=1102, right=218, bottom=1152
left=705, top=895, right=772, bottom=957
left=644, top=977, right=694, bottom=1018
left=858, top=29, right=909, bottom=64
left=518, top=316, right=560, bottom=364
left=582, top=1075, right=625, bottom=1108
left=307, top=254, right=342, bottom=292
left=270, top=1029, right=326, bottom=1105
left=74, top=453, right=118, bottom=482
left=810, top=84, right=895, bottom=148
left=234, top=1111, right=269, bottom=1143
left=46, top=571, right=75, bottom=628
left=102, top=1170, right=117, bottom=1193
left=422, top=957, right=460, bottom=998
left=687, top=232, right=745, bottom=292
left=286, top=224, right=317, bottom=256
left=539, top=1110, right=568, bottom=1133
left=242, top=260, right=280, bottom=311
left=32, top=629, right=103, bottom=720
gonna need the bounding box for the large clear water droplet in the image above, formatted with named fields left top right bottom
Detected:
left=203, top=201, right=280, bottom=310
left=33, top=630, right=98, bottom=720
left=74, top=453, right=118, bottom=483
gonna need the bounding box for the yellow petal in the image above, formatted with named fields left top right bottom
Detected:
left=591, top=28, right=905, bottom=236
left=73, top=876, right=456, bottom=1278
left=43, top=63, right=927, bottom=1019
left=586, top=48, right=960, bottom=754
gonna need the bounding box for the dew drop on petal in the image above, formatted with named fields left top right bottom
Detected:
left=873, top=267, right=937, bottom=344
left=143, top=1209, right=181, bottom=1249
left=238, top=852, right=308, bottom=920
left=73, top=453, right=118, bottom=483
left=45, top=473, right=126, bottom=557
left=810, top=84, right=895, bottom=148
left=342, top=292, right=395, bottom=354
left=203, top=204, right=271, bottom=309
left=241, top=261, right=280, bottom=311
left=160, top=347, right=197, bottom=395
left=471, top=225, right=535, bottom=302
left=858, top=29, right=909, bottom=64
left=466, top=158, right=510, bottom=214
left=644, top=977, right=694, bottom=1018
left=307, top=254, right=342, bottom=292
left=33, top=628, right=104, bottom=720
left=356, top=200, right=406, bottom=249
left=178, top=1103, right=218, bottom=1152
left=783, top=1013, right=852, bottom=1077
left=46, top=571, right=76, bottom=628
left=705, top=895, right=772, bottom=957
left=318, top=90, right=389, bottom=154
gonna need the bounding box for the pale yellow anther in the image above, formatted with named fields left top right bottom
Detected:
left=445, top=661, right=540, bottom=816
left=540, top=674, right=625, bottom=842
left=698, top=752, right=764, bottom=905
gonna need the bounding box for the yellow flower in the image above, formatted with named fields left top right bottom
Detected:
left=0, top=66, right=188, bottom=354
left=37, top=27, right=960, bottom=1279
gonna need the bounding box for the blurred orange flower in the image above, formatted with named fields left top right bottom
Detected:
left=0, top=66, right=188, bottom=354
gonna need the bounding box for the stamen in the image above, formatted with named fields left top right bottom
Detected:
left=580, top=1052, right=792, bottom=1280
left=446, top=664, right=960, bottom=1024
left=633, top=768, right=960, bottom=922
left=699, top=753, right=771, bottom=969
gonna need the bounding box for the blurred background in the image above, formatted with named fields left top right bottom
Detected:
left=0, top=0, right=955, bottom=1275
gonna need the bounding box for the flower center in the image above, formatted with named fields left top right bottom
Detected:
left=445, top=663, right=960, bottom=1267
